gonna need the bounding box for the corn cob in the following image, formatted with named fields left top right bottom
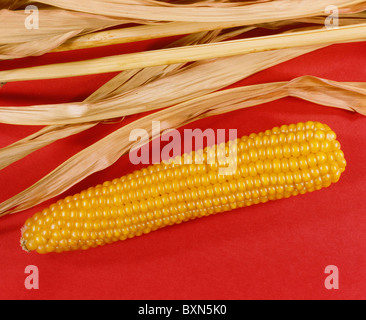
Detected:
left=21, top=121, right=346, bottom=254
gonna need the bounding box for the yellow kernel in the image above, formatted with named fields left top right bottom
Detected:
left=272, top=159, right=281, bottom=173
left=289, top=157, right=299, bottom=171
left=291, top=143, right=301, bottom=157
left=314, top=130, right=326, bottom=140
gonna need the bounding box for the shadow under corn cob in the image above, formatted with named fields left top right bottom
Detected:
left=21, top=121, right=346, bottom=254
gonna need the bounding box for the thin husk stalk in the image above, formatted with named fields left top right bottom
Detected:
left=0, top=45, right=325, bottom=126
left=1, top=75, right=365, bottom=217
left=1, top=23, right=365, bottom=84
left=52, top=21, right=255, bottom=52
left=53, top=13, right=366, bottom=53
left=0, top=28, right=275, bottom=170
left=0, top=44, right=317, bottom=170
left=0, top=30, right=225, bottom=170
left=5, top=12, right=365, bottom=57
left=260, top=12, right=366, bottom=29
left=2, top=1, right=365, bottom=59
left=29, top=0, right=366, bottom=22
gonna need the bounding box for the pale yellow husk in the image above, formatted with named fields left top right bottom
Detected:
left=54, top=14, right=366, bottom=52
left=2, top=0, right=365, bottom=59
left=29, top=0, right=366, bottom=22
left=0, top=29, right=226, bottom=170
left=0, top=75, right=365, bottom=217
left=0, top=9, right=127, bottom=59
left=0, top=45, right=325, bottom=125
left=52, top=21, right=255, bottom=52
left=1, top=23, right=365, bottom=83
left=0, top=0, right=28, bottom=9
left=0, top=0, right=365, bottom=218
left=0, top=27, right=260, bottom=171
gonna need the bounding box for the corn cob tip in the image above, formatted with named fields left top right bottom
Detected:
left=20, top=226, right=31, bottom=253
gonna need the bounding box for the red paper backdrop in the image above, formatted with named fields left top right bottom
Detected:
left=0, top=36, right=365, bottom=300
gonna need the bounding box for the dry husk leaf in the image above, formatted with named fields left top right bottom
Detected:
left=0, top=9, right=127, bottom=44
left=1, top=28, right=254, bottom=170
left=30, top=0, right=366, bottom=22
left=0, top=31, right=81, bottom=60
left=0, top=30, right=226, bottom=170
left=0, top=9, right=129, bottom=59
left=0, top=1, right=29, bottom=9
left=260, top=12, right=366, bottom=29
left=54, top=12, right=366, bottom=52
left=1, top=23, right=364, bottom=83
left=0, top=28, right=256, bottom=171
left=0, top=45, right=325, bottom=125
left=0, top=75, right=365, bottom=217
left=2, top=1, right=365, bottom=59
left=53, top=21, right=255, bottom=52
left=339, top=2, right=366, bottom=12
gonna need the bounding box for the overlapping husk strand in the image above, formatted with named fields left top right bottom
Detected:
left=1, top=23, right=366, bottom=82
left=0, top=44, right=317, bottom=171
left=1, top=0, right=366, bottom=59
left=0, top=0, right=366, bottom=220
left=0, top=75, right=365, bottom=217
left=27, top=0, right=366, bottom=22
left=0, top=9, right=135, bottom=60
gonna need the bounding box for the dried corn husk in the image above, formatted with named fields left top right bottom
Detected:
left=54, top=13, right=366, bottom=52
left=0, top=32, right=81, bottom=60
left=2, top=1, right=365, bottom=59
left=261, top=12, right=366, bottom=29
left=0, top=0, right=28, bottom=9
left=52, top=21, right=255, bottom=52
left=0, top=75, right=365, bottom=217
left=0, top=45, right=325, bottom=125
left=30, top=0, right=366, bottom=22
left=0, top=30, right=225, bottom=170
left=340, top=2, right=366, bottom=12
left=1, top=0, right=365, bottom=218
left=0, top=23, right=364, bottom=83
left=0, top=9, right=129, bottom=59
left=0, top=27, right=272, bottom=170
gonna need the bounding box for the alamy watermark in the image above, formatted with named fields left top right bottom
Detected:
left=325, top=5, right=340, bottom=30
left=24, top=5, right=39, bottom=30
left=129, top=121, right=238, bottom=176
left=24, top=265, right=39, bottom=290
left=324, top=265, right=339, bottom=290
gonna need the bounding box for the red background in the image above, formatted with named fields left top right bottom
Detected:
left=0, top=35, right=365, bottom=300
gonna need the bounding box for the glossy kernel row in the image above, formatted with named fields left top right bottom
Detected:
left=21, top=122, right=346, bottom=254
